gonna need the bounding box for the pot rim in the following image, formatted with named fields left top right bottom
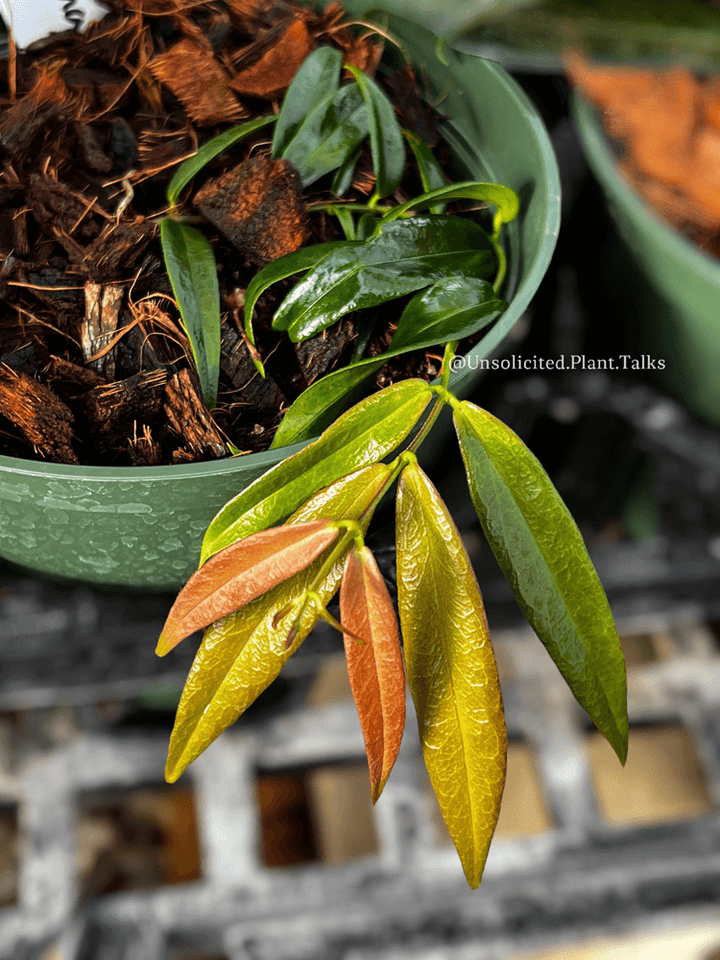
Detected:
left=572, top=93, right=720, bottom=288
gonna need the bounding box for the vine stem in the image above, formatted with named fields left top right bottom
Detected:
left=405, top=341, right=457, bottom=455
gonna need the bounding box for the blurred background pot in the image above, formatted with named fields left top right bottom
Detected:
left=573, top=94, right=720, bottom=427
left=0, top=14, right=560, bottom=590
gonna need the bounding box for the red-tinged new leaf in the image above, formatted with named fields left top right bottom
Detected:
left=157, top=521, right=338, bottom=655
left=340, top=545, right=405, bottom=803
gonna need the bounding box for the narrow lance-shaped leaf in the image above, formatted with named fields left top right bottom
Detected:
left=167, top=114, right=277, bottom=206
left=160, top=218, right=221, bottom=408
left=157, top=521, right=340, bottom=656
left=164, top=462, right=392, bottom=783
left=272, top=276, right=505, bottom=447
left=403, top=129, right=446, bottom=213
left=284, top=83, right=369, bottom=188
left=347, top=65, right=405, bottom=198
left=270, top=358, right=385, bottom=449
left=396, top=460, right=507, bottom=889
left=273, top=216, right=497, bottom=342
left=340, top=545, right=405, bottom=803
left=201, top=378, right=433, bottom=562
left=272, top=46, right=342, bottom=157
left=454, top=401, right=628, bottom=763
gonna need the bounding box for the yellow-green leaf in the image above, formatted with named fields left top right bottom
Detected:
left=165, top=462, right=391, bottom=783
left=396, top=461, right=506, bottom=888
left=454, top=401, right=628, bottom=764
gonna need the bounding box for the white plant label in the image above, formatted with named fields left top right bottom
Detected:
left=0, top=0, right=109, bottom=50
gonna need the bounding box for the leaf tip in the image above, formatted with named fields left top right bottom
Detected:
left=164, top=759, right=183, bottom=784
left=155, top=633, right=176, bottom=657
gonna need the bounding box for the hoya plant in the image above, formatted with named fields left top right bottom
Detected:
left=152, top=29, right=626, bottom=889
left=156, top=348, right=628, bottom=889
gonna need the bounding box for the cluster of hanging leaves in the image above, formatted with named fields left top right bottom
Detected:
left=159, top=44, right=518, bottom=419
left=157, top=369, right=628, bottom=889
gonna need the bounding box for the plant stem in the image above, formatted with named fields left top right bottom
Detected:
left=309, top=202, right=394, bottom=217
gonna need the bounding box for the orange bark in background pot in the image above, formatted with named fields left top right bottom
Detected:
left=566, top=52, right=720, bottom=257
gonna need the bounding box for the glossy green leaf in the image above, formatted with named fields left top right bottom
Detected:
left=379, top=181, right=520, bottom=237
left=390, top=276, right=505, bottom=351
left=454, top=401, right=628, bottom=763
left=396, top=460, right=506, bottom=889
left=284, top=83, right=369, bottom=188
left=243, top=241, right=351, bottom=358
left=271, top=46, right=342, bottom=158
left=167, top=114, right=277, bottom=207
left=160, top=218, right=221, bottom=408
left=165, top=462, right=392, bottom=783
left=347, top=65, right=405, bottom=198
left=403, top=129, right=446, bottom=213
left=270, top=358, right=387, bottom=447
left=201, top=378, right=433, bottom=562
left=273, top=216, right=497, bottom=342
left=272, top=276, right=505, bottom=446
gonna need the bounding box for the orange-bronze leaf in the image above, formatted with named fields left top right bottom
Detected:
left=157, top=520, right=338, bottom=655
left=340, top=544, right=405, bottom=803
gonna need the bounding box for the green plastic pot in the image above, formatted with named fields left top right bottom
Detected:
left=574, top=95, right=720, bottom=426
left=0, top=18, right=560, bottom=590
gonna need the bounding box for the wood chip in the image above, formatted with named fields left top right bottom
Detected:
left=220, top=320, right=286, bottom=407
left=150, top=39, right=246, bottom=127
left=76, top=370, right=167, bottom=454
left=294, top=318, right=355, bottom=389
left=43, top=356, right=107, bottom=397
left=229, top=19, right=314, bottom=100
left=0, top=366, right=78, bottom=464
left=195, top=153, right=308, bottom=266
left=163, top=368, right=226, bottom=460
left=0, top=69, right=72, bottom=156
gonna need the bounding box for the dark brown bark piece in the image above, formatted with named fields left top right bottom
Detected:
left=293, top=317, right=355, bottom=389
left=127, top=425, right=163, bottom=466
left=44, top=356, right=107, bottom=398
left=73, top=122, right=113, bottom=174
left=0, top=366, right=78, bottom=464
left=150, top=39, right=246, bottom=127
left=220, top=320, right=287, bottom=408
left=76, top=370, right=168, bottom=454
left=195, top=154, right=308, bottom=266
left=163, top=368, right=226, bottom=460
left=26, top=174, right=102, bottom=242
left=85, top=222, right=155, bottom=280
